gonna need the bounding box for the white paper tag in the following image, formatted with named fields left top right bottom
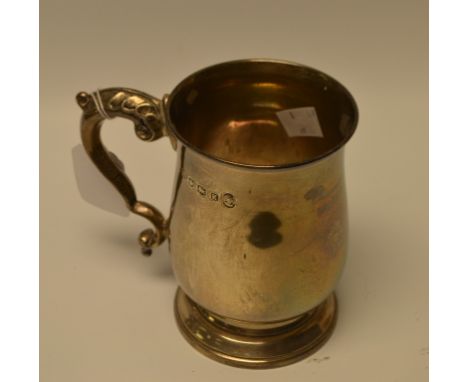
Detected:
left=276, top=107, right=323, bottom=138
left=72, top=144, right=130, bottom=217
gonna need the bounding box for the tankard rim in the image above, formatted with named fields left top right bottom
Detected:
left=166, top=58, right=359, bottom=170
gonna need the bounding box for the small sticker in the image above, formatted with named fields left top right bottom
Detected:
left=276, top=107, right=323, bottom=138
left=72, top=144, right=129, bottom=217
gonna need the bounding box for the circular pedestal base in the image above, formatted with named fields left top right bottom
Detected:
left=174, top=288, right=338, bottom=369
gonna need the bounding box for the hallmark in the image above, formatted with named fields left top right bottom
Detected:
left=186, top=176, right=236, bottom=208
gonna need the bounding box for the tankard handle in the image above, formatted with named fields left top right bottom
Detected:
left=76, top=88, right=170, bottom=256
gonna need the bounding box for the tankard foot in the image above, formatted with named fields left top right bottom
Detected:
left=174, top=288, right=338, bottom=369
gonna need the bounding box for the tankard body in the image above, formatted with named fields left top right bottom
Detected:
left=76, top=59, right=358, bottom=368
left=170, top=146, right=347, bottom=322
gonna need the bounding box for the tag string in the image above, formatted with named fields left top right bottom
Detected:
left=91, top=89, right=112, bottom=120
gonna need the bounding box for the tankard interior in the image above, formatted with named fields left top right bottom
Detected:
left=168, top=60, right=358, bottom=167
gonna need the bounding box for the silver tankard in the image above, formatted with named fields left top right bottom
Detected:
left=76, top=59, right=358, bottom=368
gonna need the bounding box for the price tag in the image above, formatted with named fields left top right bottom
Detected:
left=72, top=144, right=129, bottom=216
left=276, top=107, right=323, bottom=138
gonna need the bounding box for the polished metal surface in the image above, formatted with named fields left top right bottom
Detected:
left=169, top=147, right=347, bottom=323
left=76, top=59, right=358, bottom=368
left=168, top=59, right=357, bottom=167
left=175, top=288, right=337, bottom=369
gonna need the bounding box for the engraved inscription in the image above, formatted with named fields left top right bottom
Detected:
left=186, top=176, right=236, bottom=208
